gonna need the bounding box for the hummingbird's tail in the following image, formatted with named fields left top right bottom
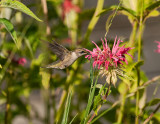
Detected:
left=40, top=66, right=49, bottom=68
left=40, top=60, right=62, bottom=69
left=40, top=64, right=56, bottom=69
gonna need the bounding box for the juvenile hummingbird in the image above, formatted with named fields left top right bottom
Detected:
left=41, top=40, right=88, bottom=69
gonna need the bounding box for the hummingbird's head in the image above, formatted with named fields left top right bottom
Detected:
left=74, top=48, right=88, bottom=57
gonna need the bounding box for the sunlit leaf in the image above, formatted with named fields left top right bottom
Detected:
left=139, top=89, right=146, bottom=109
left=153, top=112, right=160, bottom=122
left=0, top=0, right=42, bottom=22
left=145, top=9, right=160, bottom=19
left=122, top=0, right=137, bottom=12
left=118, top=82, right=127, bottom=94
left=40, top=69, right=50, bottom=89
left=0, top=18, right=19, bottom=48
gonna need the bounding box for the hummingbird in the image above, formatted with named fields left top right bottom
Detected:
left=41, top=40, right=88, bottom=69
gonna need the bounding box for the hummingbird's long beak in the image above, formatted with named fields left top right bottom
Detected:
left=83, top=48, right=90, bottom=54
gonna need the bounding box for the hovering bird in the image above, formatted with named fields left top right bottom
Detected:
left=41, top=40, right=88, bottom=69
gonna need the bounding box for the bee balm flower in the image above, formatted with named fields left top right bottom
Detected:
left=85, top=37, right=133, bottom=85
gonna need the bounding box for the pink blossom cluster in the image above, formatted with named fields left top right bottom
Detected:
left=155, top=41, right=160, bottom=53
left=12, top=57, right=27, bottom=66
left=62, top=0, right=80, bottom=19
left=85, top=37, right=133, bottom=70
left=17, top=58, right=27, bottom=66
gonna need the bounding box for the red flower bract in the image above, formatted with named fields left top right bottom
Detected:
left=85, top=37, right=133, bottom=70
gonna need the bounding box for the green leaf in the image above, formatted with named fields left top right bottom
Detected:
left=145, top=1, right=160, bottom=11
left=139, top=89, right=146, bottom=109
left=40, top=69, right=50, bottom=89
left=0, top=0, right=42, bottom=22
left=145, top=98, right=160, bottom=108
left=69, top=113, right=78, bottom=124
left=122, top=0, right=137, bottom=12
left=93, top=84, right=105, bottom=111
left=0, top=64, right=2, bottom=69
left=24, top=37, right=34, bottom=58
left=124, top=60, right=144, bottom=73
left=80, top=58, right=99, bottom=124
left=0, top=18, right=19, bottom=48
left=145, top=10, right=160, bottom=19
left=98, top=5, right=137, bottom=18
left=79, top=9, right=95, bottom=21
left=61, top=90, right=72, bottom=124
left=118, top=82, right=127, bottom=94
left=153, top=112, right=160, bottom=122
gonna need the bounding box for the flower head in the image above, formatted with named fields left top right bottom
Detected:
left=85, top=37, right=132, bottom=70
left=62, top=0, right=80, bottom=19
left=85, top=37, right=133, bottom=85
left=155, top=41, right=160, bottom=53
left=12, top=57, right=27, bottom=66
left=18, top=58, right=27, bottom=66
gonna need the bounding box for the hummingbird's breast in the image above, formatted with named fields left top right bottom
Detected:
left=63, top=52, right=78, bottom=66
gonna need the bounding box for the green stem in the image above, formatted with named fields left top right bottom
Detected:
left=104, top=0, right=122, bottom=38
left=5, top=78, right=11, bottom=124
left=136, top=67, right=140, bottom=124
left=117, top=84, right=127, bottom=123
left=128, top=21, right=138, bottom=60
left=83, top=0, right=104, bottom=45
left=135, top=0, right=144, bottom=123
left=42, top=88, right=51, bottom=124
left=55, top=90, right=67, bottom=123
left=87, top=83, right=111, bottom=124
left=129, top=21, right=138, bottom=48
left=55, top=62, right=78, bottom=123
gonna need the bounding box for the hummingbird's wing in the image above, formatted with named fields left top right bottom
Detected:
left=42, top=40, right=70, bottom=60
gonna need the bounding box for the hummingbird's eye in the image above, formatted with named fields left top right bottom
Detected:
left=80, top=51, right=85, bottom=54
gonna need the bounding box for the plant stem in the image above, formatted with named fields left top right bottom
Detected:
left=5, top=78, right=11, bottom=124
left=55, top=62, right=78, bottom=123
left=87, top=83, right=111, bottom=124
left=143, top=103, right=160, bottom=124
left=117, top=84, right=127, bottom=123
left=41, top=0, right=51, bottom=36
left=83, top=0, right=104, bottom=45
left=129, top=21, right=138, bottom=47
left=87, top=105, right=101, bottom=124
left=135, top=0, right=144, bottom=123
left=135, top=67, right=140, bottom=124
left=104, top=0, right=122, bottom=39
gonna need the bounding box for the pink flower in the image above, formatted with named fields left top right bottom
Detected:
left=155, top=41, right=160, bottom=53
left=62, top=0, right=80, bottom=19
left=85, top=37, right=133, bottom=70
left=17, top=58, right=27, bottom=66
